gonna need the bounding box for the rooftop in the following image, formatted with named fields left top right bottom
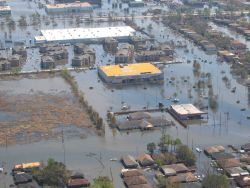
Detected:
left=0, top=5, right=10, bottom=11
left=99, top=63, right=162, bottom=77
left=37, top=26, right=135, bottom=42
left=170, top=104, right=206, bottom=116
left=46, top=2, right=92, bottom=9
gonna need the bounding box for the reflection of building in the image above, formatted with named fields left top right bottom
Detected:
left=98, top=63, right=163, bottom=84
left=45, top=2, right=93, bottom=14
left=169, top=104, right=207, bottom=120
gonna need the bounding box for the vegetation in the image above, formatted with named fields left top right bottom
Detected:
left=147, top=142, right=156, bottom=154
left=202, top=174, right=229, bottom=188
left=176, top=145, right=196, bottom=166
left=90, top=176, right=114, bottom=188
left=32, top=158, right=70, bottom=187
left=156, top=175, right=179, bottom=188
left=61, top=69, right=104, bottom=132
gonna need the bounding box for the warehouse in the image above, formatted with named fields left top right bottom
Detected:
left=45, top=2, right=93, bottom=14
left=169, top=104, right=207, bottom=120
left=98, top=63, right=163, bottom=84
left=35, top=26, right=135, bottom=44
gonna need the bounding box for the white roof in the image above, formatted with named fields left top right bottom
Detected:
left=46, top=2, right=92, bottom=9
left=39, top=26, right=135, bottom=42
left=171, top=104, right=205, bottom=115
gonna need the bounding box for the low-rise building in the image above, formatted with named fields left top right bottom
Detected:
left=72, top=54, right=95, bottom=67
left=103, top=38, right=118, bottom=53
left=0, top=5, right=11, bottom=15
left=41, top=56, right=55, bottom=69
left=135, top=50, right=165, bottom=62
left=115, top=43, right=134, bottom=64
left=98, top=63, right=163, bottom=84
left=169, top=104, right=207, bottom=121
left=45, top=2, right=93, bottom=14
left=8, top=54, right=21, bottom=67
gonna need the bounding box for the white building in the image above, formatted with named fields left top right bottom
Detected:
left=0, top=5, right=11, bottom=15
left=35, top=26, right=136, bottom=44
left=45, top=2, right=93, bottom=14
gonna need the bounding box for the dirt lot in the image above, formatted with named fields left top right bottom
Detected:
left=0, top=92, right=94, bottom=146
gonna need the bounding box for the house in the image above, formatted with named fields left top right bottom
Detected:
left=121, top=169, right=143, bottom=178
left=137, top=153, right=155, bottom=167
left=128, top=112, right=151, bottom=121
left=67, top=178, right=90, bottom=188
left=124, top=176, right=148, bottom=187
left=160, top=166, right=177, bottom=176
left=241, top=143, right=250, bottom=152
left=210, top=152, right=234, bottom=161
left=8, top=54, right=21, bottom=67
left=0, top=60, right=11, bottom=71
left=168, top=172, right=198, bottom=184
left=217, top=50, right=236, bottom=62
left=121, top=155, right=138, bottom=169
left=72, top=54, right=95, bottom=67
left=235, top=175, right=250, bottom=187
left=161, top=163, right=189, bottom=174
left=204, top=145, right=225, bottom=156
left=217, top=158, right=241, bottom=169
left=231, top=40, right=246, bottom=50
left=135, top=50, right=165, bottom=62
left=226, top=167, right=249, bottom=177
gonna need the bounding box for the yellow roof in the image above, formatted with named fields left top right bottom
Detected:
left=99, top=63, right=161, bottom=77
left=15, top=162, right=41, bottom=169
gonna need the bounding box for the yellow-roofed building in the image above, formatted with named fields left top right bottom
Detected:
left=98, top=63, right=163, bottom=84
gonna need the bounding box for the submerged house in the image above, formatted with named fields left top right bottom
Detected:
left=121, top=155, right=138, bottom=169
left=137, top=153, right=155, bottom=167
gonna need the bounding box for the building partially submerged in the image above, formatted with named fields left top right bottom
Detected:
left=98, top=63, right=163, bottom=84
left=169, top=104, right=207, bottom=121
left=115, top=43, right=134, bottom=64
left=0, top=5, right=11, bottom=15
left=35, top=26, right=135, bottom=44
left=137, top=153, right=155, bottom=167
left=45, top=2, right=93, bottom=14
left=121, top=155, right=138, bottom=169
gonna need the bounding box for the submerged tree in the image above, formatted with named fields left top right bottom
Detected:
left=90, top=176, right=114, bottom=188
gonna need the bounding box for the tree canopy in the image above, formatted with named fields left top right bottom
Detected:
left=202, top=174, right=229, bottom=188
left=90, top=176, right=115, bottom=188
left=176, top=145, right=196, bottom=166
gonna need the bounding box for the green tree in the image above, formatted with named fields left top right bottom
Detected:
left=91, top=176, right=114, bottom=188
left=176, top=145, right=196, bottom=166
left=147, top=142, right=156, bottom=154
left=202, top=175, right=229, bottom=188
left=32, top=158, right=70, bottom=186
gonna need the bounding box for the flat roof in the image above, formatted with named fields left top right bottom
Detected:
left=171, top=104, right=205, bottom=115
left=99, top=63, right=162, bottom=77
left=46, top=2, right=92, bottom=9
left=0, top=5, right=10, bottom=11
left=38, top=26, right=135, bottom=42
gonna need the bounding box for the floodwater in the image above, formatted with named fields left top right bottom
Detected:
left=1, top=0, right=250, bottom=187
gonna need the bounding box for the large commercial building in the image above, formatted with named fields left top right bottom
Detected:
left=45, top=2, right=93, bottom=14
left=98, top=63, right=163, bottom=84
left=34, top=26, right=135, bottom=44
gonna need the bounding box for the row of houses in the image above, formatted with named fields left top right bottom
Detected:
left=204, top=144, right=250, bottom=187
